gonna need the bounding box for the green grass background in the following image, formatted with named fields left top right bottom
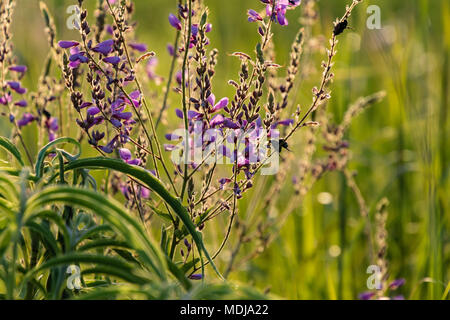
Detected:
left=4, top=0, right=449, bottom=299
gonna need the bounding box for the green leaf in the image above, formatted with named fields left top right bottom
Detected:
left=25, top=253, right=149, bottom=285
left=35, top=137, right=81, bottom=179
left=64, top=157, right=223, bottom=280
left=0, top=136, right=24, bottom=167
left=26, top=186, right=168, bottom=281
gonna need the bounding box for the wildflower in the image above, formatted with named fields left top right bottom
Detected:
left=129, top=43, right=148, bottom=52
left=219, top=178, right=232, bottom=189
left=175, top=108, right=184, bottom=119
left=58, top=40, right=80, bottom=49
left=45, top=117, right=59, bottom=142
left=92, top=39, right=115, bottom=55
left=87, top=106, right=101, bottom=116
left=14, top=100, right=27, bottom=107
left=9, top=65, right=27, bottom=73
left=250, top=0, right=302, bottom=26
left=389, top=279, right=405, bottom=290
left=222, top=118, right=240, bottom=129
left=210, top=114, right=225, bottom=127
left=207, top=94, right=229, bottom=113
left=188, top=274, right=203, bottom=280
left=7, top=81, right=27, bottom=94
left=0, top=94, right=12, bottom=105
left=89, top=131, right=105, bottom=147
left=168, top=14, right=182, bottom=31
left=17, top=113, right=35, bottom=128
left=247, top=9, right=263, bottom=22
left=103, top=56, right=121, bottom=65
left=99, top=136, right=118, bottom=154
left=167, top=44, right=175, bottom=56
left=359, top=292, right=376, bottom=300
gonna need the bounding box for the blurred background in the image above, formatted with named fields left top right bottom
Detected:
left=5, top=0, right=449, bottom=299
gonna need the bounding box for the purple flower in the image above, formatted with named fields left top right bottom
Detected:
left=263, top=0, right=301, bottom=26
left=0, top=94, right=12, bottom=105
left=187, top=110, right=203, bottom=120
left=7, top=81, right=27, bottom=94
left=17, top=113, right=35, bottom=127
left=168, top=14, right=182, bottom=30
left=45, top=117, right=59, bottom=142
left=272, top=119, right=294, bottom=128
left=14, top=100, right=27, bottom=107
left=80, top=102, right=93, bottom=109
left=92, top=39, right=115, bottom=55
left=129, top=43, right=148, bottom=52
left=210, top=114, right=225, bottom=127
left=389, top=279, right=405, bottom=290
left=219, top=178, right=232, bottom=189
left=99, top=136, right=118, bottom=154
left=167, top=44, right=175, bottom=56
left=210, top=97, right=229, bottom=113
left=223, top=118, right=240, bottom=129
left=87, top=106, right=101, bottom=116
left=188, top=274, right=203, bottom=280
left=175, top=70, right=183, bottom=86
left=175, top=108, right=184, bottom=119
left=9, top=65, right=27, bottom=73
left=358, top=292, right=376, bottom=300
left=70, top=51, right=89, bottom=64
left=277, top=9, right=288, bottom=25
left=248, top=9, right=263, bottom=22
left=58, top=40, right=80, bottom=49
left=103, top=56, right=121, bottom=65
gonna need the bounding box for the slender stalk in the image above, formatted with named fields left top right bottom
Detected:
left=156, top=30, right=181, bottom=129
left=180, top=0, right=193, bottom=201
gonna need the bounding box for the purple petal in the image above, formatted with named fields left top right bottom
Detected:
left=92, top=39, right=115, bottom=55
left=58, top=40, right=80, bottom=49
left=129, top=43, right=148, bottom=52
left=103, top=56, right=121, bottom=65
left=389, top=279, right=406, bottom=290
left=14, top=100, right=27, bottom=107
left=169, top=14, right=182, bottom=30
left=210, top=114, right=225, bottom=127
left=175, top=108, right=184, bottom=119
left=211, top=97, right=229, bottom=113
left=187, top=110, right=203, bottom=120
left=119, top=148, right=132, bottom=161
left=9, top=65, right=27, bottom=73
left=188, top=274, right=203, bottom=280
left=358, top=292, right=376, bottom=300
left=87, top=106, right=101, bottom=116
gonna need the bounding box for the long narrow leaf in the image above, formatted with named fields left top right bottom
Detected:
left=0, top=136, right=24, bottom=167
left=65, top=157, right=223, bottom=279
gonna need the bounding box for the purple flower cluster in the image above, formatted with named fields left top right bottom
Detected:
left=359, top=278, right=406, bottom=300
left=168, top=12, right=213, bottom=50
left=248, top=0, right=302, bottom=26
left=0, top=64, right=37, bottom=129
